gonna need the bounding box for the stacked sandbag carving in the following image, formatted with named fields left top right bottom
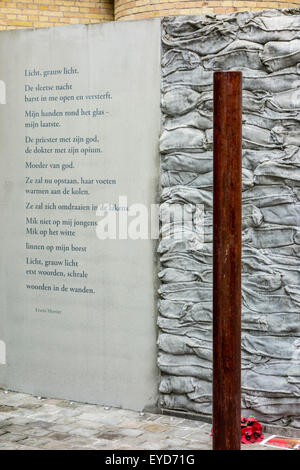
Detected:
left=158, top=8, right=300, bottom=428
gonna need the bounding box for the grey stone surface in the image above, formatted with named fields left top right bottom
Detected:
left=159, top=8, right=300, bottom=428
left=0, top=19, right=161, bottom=412
left=0, top=389, right=277, bottom=450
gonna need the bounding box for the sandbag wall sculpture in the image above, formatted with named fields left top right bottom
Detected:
left=158, top=8, right=300, bottom=428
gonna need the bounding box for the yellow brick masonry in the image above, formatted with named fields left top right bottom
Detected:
left=115, top=0, right=300, bottom=20
left=0, top=1, right=114, bottom=30
left=0, top=0, right=299, bottom=29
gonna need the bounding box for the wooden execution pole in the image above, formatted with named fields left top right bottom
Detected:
left=213, top=71, right=242, bottom=451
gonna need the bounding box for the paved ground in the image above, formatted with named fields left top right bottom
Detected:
left=0, top=389, right=273, bottom=450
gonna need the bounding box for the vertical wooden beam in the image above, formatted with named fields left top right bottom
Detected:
left=213, top=71, right=242, bottom=451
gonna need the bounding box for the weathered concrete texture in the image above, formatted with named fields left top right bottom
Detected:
left=162, top=408, right=300, bottom=438
left=158, top=9, right=300, bottom=428
left=0, top=389, right=276, bottom=450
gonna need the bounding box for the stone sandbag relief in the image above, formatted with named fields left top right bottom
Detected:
left=159, top=8, right=300, bottom=427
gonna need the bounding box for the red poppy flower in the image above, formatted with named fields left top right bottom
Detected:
left=210, top=417, right=264, bottom=444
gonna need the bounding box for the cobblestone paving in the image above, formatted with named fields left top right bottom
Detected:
left=0, top=389, right=274, bottom=450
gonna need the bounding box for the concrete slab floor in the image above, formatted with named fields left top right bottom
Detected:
left=0, top=389, right=277, bottom=450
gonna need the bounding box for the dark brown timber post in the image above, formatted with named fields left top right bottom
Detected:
left=213, top=72, right=242, bottom=451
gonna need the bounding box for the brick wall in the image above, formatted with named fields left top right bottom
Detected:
left=115, top=1, right=300, bottom=21
left=1, top=1, right=300, bottom=31
left=0, top=0, right=114, bottom=30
